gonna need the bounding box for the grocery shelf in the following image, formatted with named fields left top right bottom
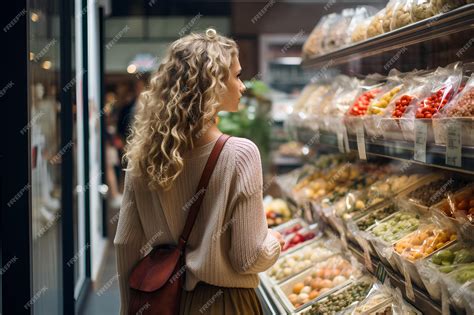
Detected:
left=301, top=4, right=474, bottom=69
left=295, top=126, right=474, bottom=174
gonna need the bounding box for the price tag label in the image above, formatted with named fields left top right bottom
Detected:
left=359, top=237, right=373, bottom=272
left=402, top=263, right=415, bottom=301
left=375, top=263, right=387, bottom=283
left=356, top=121, right=367, bottom=160
left=414, top=120, right=427, bottom=163
left=343, top=126, right=350, bottom=153
left=446, top=121, right=462, bottom=167
left=337, top=131, right=345, bottom=153
left=441, top=284, right=449, bottom=315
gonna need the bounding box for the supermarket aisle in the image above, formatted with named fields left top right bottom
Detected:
left=80, top=246, right=119, bottom=315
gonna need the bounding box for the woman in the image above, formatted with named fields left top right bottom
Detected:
left=114, top=28, right=285, bottom=315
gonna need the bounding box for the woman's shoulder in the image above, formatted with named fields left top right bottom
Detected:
left=225, top=136, right=261, bottom=159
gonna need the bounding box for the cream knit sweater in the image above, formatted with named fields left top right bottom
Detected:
left=114, top=136, right=281, bottom=314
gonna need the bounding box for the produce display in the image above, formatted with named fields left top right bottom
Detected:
left=264, top=198, right=292, bottom=227
left=355, top=203, right=399, bottom=231
left=392, top=94, right=414, bottom=118
left=370, top=212, right=421, bottom=243
left=283, top=230, right=317, bottom=252
left=302, top=281, right=372, bottom=314
left=394, top=225, right=457, bottom=261
left=267, top=242, right=337, bottom=282
left=438, top=187, right=474, bottom=223
left=367, top=85, right=402, bottom=115
left=448, top=263, right=474, bottom=284
left=415, top=86, right=456, bottom=118
left=406, top=177, right=471, bottom=207
left=445, top=86, right=474, bottom=117
left=285, top=255, right=356, bottom=308
left=348, top=89, right=382, bottom=116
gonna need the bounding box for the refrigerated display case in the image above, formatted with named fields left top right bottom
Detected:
left=259, top=3, right=474, bottom=315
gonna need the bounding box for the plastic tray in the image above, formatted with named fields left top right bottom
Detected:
left=272, top=255, right=360, bottom=313
left=274, top=218, right=309, bottom=236
left=282, top=225, right=322, bottom=255
left=299, top=275, right=375, bottom=315
left=392, top=225, right=457, bottom=289
left=264, top=238, right=339, bottom=285
left=394, top=174, right=447, bottom=214
left=400, top=118, right=435, bottom=143
left=433, top=117, right=474, bottom=146
left=366, top=211, right=422, bottom=270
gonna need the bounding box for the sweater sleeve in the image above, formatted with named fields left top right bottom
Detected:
left=114, top=171, right=146, bottom=315
left=228, top=140, right=281, bottom=274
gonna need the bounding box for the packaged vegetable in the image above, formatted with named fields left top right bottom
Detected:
left=442, top=73, right=474, bottom=117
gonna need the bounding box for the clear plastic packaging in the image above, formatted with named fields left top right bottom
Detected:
left=302, top=14, right=333, bottom=58
left=411, top=0, right=437, bottom=22
left=441, top=263, right=474, bottom=313
left=391, top=0, right=415, bottom=30
left=351, top=18, right=372, bottom=43
left=328, top=8, right=357, bottom=51
left=320, top=13, right=344, bottom=54
left=275, top=255, right=361, bottom=312
left=366, top=9, right=386, bottom=38
left=433, top=73, right=474, bottom=146
left=266, top=238, right=340, bottom=283
left=433, top=184, right=474, bottom=226
left=432, top=0, right=466, bottom=14
left=383, top=0, right=399, bottom=32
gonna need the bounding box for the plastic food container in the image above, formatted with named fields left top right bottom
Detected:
left=353, top=202, right=399, bottom=234
left=282, top=225, right=322, bottom=254
left=392, top=225, right=457, bottom=289
left=433, top=117, right=474, bottom=146
left=419, top=241, right=474, bottom=302
left=274, top=218, right=309, bottom=236
left=394, top=174, right=447, bottom=213
left=273, top=255, right=360, bottom=313
left=298, top=276, right=374, bottom=315
left=367, top=211, right=422, bottom=269
left=380, top=117, right=406, bottom=141
left=266, top=239, right=339, bottom=284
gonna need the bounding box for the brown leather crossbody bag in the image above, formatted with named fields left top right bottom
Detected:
left=127, top=134, right=231, bottom=315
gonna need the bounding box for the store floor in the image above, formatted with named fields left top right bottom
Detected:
left=80, top=245, right=119, bottom=315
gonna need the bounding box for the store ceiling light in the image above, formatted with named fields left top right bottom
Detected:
left=31, top=12, right=39, bottom=22
left=273, top=57, right=302, bottom=65
left=41, top=60, right=51, bottom=70
left=127, top=64, right=137, bottom=74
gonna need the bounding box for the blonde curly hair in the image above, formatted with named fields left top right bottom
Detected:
left=124, top=29, right=238, bottom=190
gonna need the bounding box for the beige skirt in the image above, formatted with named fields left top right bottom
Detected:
left=179, top=282, right=263, bottom=315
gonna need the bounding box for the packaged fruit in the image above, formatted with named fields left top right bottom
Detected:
left=443, top=73, right=474, bottom=117
left=435, top=185, right=474, bottom=224
left=394, top=225, right=457, bottom=261
left=283, top=228, right=318, bottom=252
left=367, top=85, right=402, bottom=115
left=267, top=240, right=339, bottom=282
left=369, top=211, right=421, bottom=244
left=348, top=88, right=382, bottom=116
left=280, top=255, right=358, bottom=309
left=274, top=219, right=308, bottom=236
left=264, top=197, right=292, bottom=227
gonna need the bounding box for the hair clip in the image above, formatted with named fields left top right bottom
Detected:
left=205, top=28, right=217, bottom=40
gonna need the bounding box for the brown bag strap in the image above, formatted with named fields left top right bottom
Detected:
left=177, top=134, right=231, bottom=250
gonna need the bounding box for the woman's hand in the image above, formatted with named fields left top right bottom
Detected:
left=269, top=229, right=286, bottom=249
